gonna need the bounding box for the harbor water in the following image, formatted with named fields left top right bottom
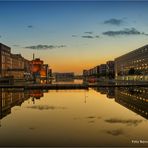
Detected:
left=0, top=86, right=147, bottom=147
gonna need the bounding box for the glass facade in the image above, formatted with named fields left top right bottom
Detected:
left=115, top=45, right=148, bottom=81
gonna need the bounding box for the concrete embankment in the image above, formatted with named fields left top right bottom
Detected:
left=0, top=84, right=89, bottom=89
left=0, top=83, right=147, bottom=89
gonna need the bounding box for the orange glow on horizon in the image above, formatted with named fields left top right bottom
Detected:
left=44, top=57, right=113, bottom=74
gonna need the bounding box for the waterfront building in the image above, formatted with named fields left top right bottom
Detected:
left=91, top=65, right=100, bottom=76
left=83, top=66, right=100, bottom=77
left=54, top=72, right=74, bottom=80
left=40, top=64, right=49, bottom=82
left=89, top=68, right=93, bottom=76
left=99, top=64, right=107, bottom=75
left=0, top=43, right=11, bottom=77
left=31, top=58, right=50, bottom=83
left=24, top=58, right=32, bottom=80
left=48, top=68, right=52, bottom=78
left=10, top=54, right=24, bottom=79
left=83, top=70, right=88, bottom=77
left=31, top=58, right=43, bottom=74
left=0, top=43, right=32, bottom=82
left=93, top=66, right=100, bottom=76
left=115, top=45, right=148, bottom=81
left=106, top=61, right=115, bottom=79
left=31, top=58, right=43, bottom=82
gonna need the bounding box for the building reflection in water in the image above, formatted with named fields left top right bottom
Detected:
left=0, top=87, right=147, bottom=124
left=94, top=87, right=115, bottom=99
left=0, top=88, right=45, bottom=121
left=30, top=90, right=44, bottom=103
left=94, top=87, right=148, bottom=119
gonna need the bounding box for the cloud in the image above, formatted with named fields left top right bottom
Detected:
left=81, top=35, right=99, bottom=39
left=104, top=18, right=124, bottom=26
left=25, top=44, right=66, bottom=50
left=95, top=35, right=100, bottom=38
left=13, top=44, right=20, bottom=47
left=104, top=118, right=143, bottom=126
left=72, top=32, right=99, bottom=39
left=72, top=35, right=77, bottom=37
left=26, top=105, right=67, bottom=110
left=27, top=25, right=33, bottom=28
left=81, top=35, right=94, bottom=39
left=84, top=31, right=93, bottom=34
left=102, top=28, right=148, bottom=36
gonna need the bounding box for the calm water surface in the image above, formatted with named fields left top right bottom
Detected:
left=0, top=87, right=147, bottom=147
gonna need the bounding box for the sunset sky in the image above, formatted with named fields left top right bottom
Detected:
left=0, top=1, right=148, bottom=74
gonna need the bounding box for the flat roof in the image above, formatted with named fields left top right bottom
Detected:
left=115, top=44, right=148, bottom=60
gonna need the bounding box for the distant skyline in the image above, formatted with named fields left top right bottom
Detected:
left=0, top=1, right=148, bottom=74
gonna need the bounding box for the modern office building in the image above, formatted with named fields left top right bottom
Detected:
left=106, top=61, right=114, bottom=73
left=83, top=66, right=100, bottom=77
left=99, top=64, right=107, bottom=75
left=93, top=66, right=100, bottom=76
left=115, top=45, right=148, bottom=81
left=106, top=61, right=115, bottom=78
left=83, top=64, right=110, bottom=78
left=83, top=70, right=88, bottom=77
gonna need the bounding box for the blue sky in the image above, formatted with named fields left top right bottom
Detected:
left=0, top=1, right=148, bottom=73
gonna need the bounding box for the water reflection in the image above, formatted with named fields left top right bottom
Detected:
left=105, top=128, right=124, bottom=136
left=94, top=87, right=115, bottom=98
left=94, top=87, right=148, bottom=119
left=104, top=118, right=143, bottom=126
left=0, top=88, right=29, bottom=120
left=26, top=105, right=67, bottom=110
left=0, top=88, right=46, bottom=120
left=0, top=87, right=147, bottom=121
left=0, top=87, right=147, bottom=146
